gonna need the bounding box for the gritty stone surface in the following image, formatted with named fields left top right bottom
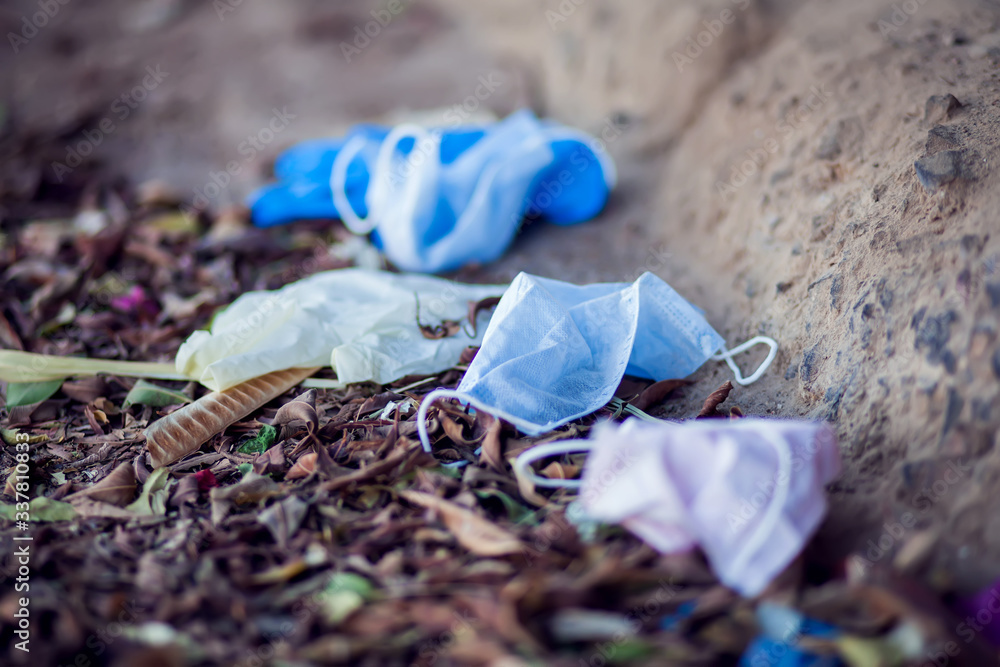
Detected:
left=914, top=151, right=963, bottom=192
left=925, top=94, right=963, bottom=124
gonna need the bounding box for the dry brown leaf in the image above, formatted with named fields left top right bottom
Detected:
left=540, top=461, right=580, bottom=481
left=144, top=367, right=319, bottom=467
left=253, top=442, right=287, bottom=476
left=415, top=294, right=463, bottom=339
left=357, top=392, right=403, bottom=417
left=273, top=389, right=318, bottom=433
left=632, top=378, right=692, bottom=411
left=3, top=470, right=20, bottom=497
left=0, top=311, right=24, bottom=351
left=467, top=296, right=502, bottom=337
left=66, top=461, right=136, bottom=506
left=168, top=474, right=201, bottom=508
left=70, top=498, right=140, bottom=519
left=258, top=495, right=309, bottom=549
left=441, top=414, right=477, bottom=446
left=84, top=404, right=108, bottom=435
left=210, top=473, right=282, bottom=524
left=458, top=346, right=479, bottom=366
left=401, top=490, right=523, bottom=557
left=321, top=439, right=433, bottom=492
left=479, top=418, right=504, bottom=472
left=61, top=377, right=108, bottom=403
left=286, top=452, right=318, bottom=480
left=697, top=380, right=733, bottom=418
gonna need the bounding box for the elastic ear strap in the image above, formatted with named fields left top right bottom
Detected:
left=330, top=135, right=372, bottom=234
left=513, top=439, right=594, bottom=489
left=727, top=427, right=792, bottom=577
left=416, top=388, right=501, bottom=453
left=711, top=336, right=778, bottom=386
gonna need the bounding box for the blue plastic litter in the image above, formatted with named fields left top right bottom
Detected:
left=660, top=601, right=698, bottom=632
left=248, top=109, right=616, bottom=273
left=739, top=637, right=843, bottom=667
left=740, top=604, right=843, bottom=667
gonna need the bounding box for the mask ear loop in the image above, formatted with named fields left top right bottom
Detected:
left=711, top=336, right=778, bottom=386
left=512, top=439, right=594, bottom=489
left=417, top=388, right=505, bottom=454
left=416, top=390, right=591, bottom=490
left=330, top=123, right=430, bottom=236
left=725, top=427, right=792, bottom=580
left=330, top=135, right=372, bottom=234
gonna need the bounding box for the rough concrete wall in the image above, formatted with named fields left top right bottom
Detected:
left=430, top=0, right=784, bottom=148
left=657, top=0, right=1000, bottom=581
left=437, top=0, right=1000, bottom=581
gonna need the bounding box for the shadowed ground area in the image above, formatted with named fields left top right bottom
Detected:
left=3, top=0, right=1000, bottom=665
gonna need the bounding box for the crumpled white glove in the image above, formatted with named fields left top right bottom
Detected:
left=175, top=268, right=506, bottom=391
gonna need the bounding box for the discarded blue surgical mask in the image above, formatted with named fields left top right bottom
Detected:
left=417, top=272, right=777, bottom=451
left=248, top=110, right=616, bottom=273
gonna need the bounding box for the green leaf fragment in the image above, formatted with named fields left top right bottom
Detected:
left=474, top=488, right=536, bottom=524
left=126, top=467, right=171, bottom=516
left=5, top=380, right=63, bottom=408
left=0, top=497, right=78, bottom=522
left=0, top=429, right=48, bottom=446
left=315, top=573, right=375, bottom=625
left=238, top=424, right=278, bottom=454
left=123, top=379, right=192, bottom=409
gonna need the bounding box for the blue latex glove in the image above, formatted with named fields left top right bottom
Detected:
left=247, top=110, right=616, bottom=273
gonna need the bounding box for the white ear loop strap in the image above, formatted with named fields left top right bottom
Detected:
left=512, top=439, right=593, bottom=489
left=417, top=388, right=504, bottom=454
left=330, top=124, right=433, bottom=235
left=712, top=336, right=778, bottom=386
left=330, top=135, right=370, bottom=234
left=419, top=389, right=594, bottom=489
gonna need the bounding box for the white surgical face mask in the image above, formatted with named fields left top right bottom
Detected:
left=416, top=272, right=777, bottom=449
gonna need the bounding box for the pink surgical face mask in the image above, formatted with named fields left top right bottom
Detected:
left=515, top=418, right=841, bottom=597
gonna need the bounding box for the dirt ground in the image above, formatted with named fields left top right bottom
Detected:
left=3, top=0, right=1000, bottom=663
